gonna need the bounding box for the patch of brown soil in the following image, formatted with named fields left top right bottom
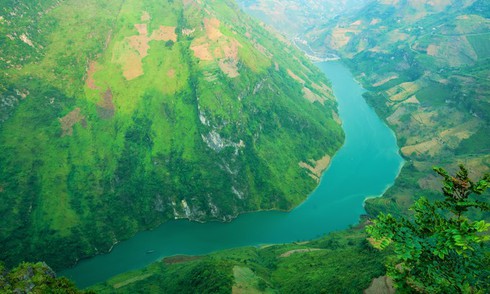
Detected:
left=128, top=35, right=150, bottom=57
left=97, top=88, right=115, bottom=119
left=219, top=59, right=239, bottom=78
left=287, top=69, right=305, bottom=84
left=216, top=39, right=241, bottom=77
left=403, top=95, right=420, bottom=104
left=367, top=237, right=384, bottom=249
left=280, top=248, right=322, bottom=258
left=311, top=82, right=334, bottom=100
left=167, top=69, right=175, bottom=77
left=134, top=23, right=148, bottom=36
left=122, top=51, right=144, bottom=80
left=213, top=46, right=223, bottom=58
left=163, top=255, right=202, bottom=264
left=191, top=31, right=241, bottom=66
left=129, top=25, right=176, bottom=56
left=332, top=110, right=342, bottom=125
left=224, top=39, right=240, bottom=58
left=191, top=42, right=213, bottom=60
left=302, top=87, right=326, bottom=104
left=364, top=276, right=395, bottom=294
left=85, top=61, right=99, bottom=90
left=59, top=108, right=85, bottom=137
left=386, top=82, right=421, bottom=101
left=311, top=82, right=331, bottom=94
left=372, top=75, right=398, bottom=87
left=204, top=18, right=222, bottom=41
left=189, top=19, right=243, bottom=78
left=401, top=138, right=441, bottom=157
left=20, top=34, right=34, bottom=47
left=427, top=44, right=438, bottom=56
left=151, top=26, right=177, bottom=42
left=121, top=24, right=177, bottom=80
left=299, top=154, right=331, bottom=182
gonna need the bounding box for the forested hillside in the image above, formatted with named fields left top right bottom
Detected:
left=0, top=0, right=343, bottom=270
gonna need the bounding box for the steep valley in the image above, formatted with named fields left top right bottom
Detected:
left=1, top=0, right=489, bottom=292
left=243, top=0, right=490, bottom=217
left=0, top=0, right=343, bottom=270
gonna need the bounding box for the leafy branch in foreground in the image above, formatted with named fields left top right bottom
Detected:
left=367, top=165, right=490, bottom=293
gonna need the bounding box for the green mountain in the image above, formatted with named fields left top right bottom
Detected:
left=299, top=0, right=490, bottom=216
left=79, top=1, right=489, bottom=292
left=0, top=0, right=343, bottom=270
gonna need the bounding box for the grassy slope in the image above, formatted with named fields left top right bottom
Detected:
left=90, top=227, right=386, bottom=293
left=0, top=0, right=343, bottom=270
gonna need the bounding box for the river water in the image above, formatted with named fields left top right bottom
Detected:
left=61, top=61, right=404, bottom=288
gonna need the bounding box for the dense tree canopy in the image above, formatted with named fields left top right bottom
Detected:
left=368, top=165, right=490, bottom=293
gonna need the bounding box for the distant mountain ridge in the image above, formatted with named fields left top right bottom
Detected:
left=238, top=0, right=370, bottom=36
left=0, top=0, right=343, bottom=269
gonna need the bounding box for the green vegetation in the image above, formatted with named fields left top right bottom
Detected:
left=90, top=228, right=386, bottom=293
left=297, top=0, right=490, bottom=223
left=0, top=262, right=89, bottom=293
left=368, top=166, right=490, bottom=293
left=0, top=0, right=343, bottom=270
left=3, top=0, right=489, bottom=292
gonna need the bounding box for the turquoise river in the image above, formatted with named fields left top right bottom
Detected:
left=61, top=61, right=404, bottom=288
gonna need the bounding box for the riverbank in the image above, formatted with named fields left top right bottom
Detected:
left=61, top=61, right=403, bottom=288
